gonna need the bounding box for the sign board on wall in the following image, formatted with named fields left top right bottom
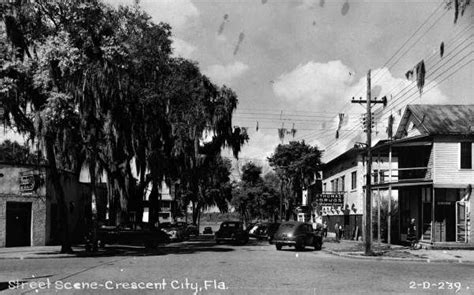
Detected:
left=312, top=193, right=344, bottom=206
left=19, top=171, right=44, bottom=195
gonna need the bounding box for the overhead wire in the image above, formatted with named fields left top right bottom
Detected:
left=314, top=8, right=471, bottom=157
left=296, top=1, right=449, bottom=150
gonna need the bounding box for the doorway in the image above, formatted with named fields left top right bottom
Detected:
left=6, top=202, right=32, bottom=247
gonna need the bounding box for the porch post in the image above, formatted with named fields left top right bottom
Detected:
left=431, top=186, right=436, bottom=243
left=377, top=153, right=381, bottom=244
left=378, top=188, right=381, bottom=244
left=388, top=145, right=392, bottom=245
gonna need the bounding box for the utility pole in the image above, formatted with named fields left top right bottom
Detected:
left=351, top=70, right=386, bottom=255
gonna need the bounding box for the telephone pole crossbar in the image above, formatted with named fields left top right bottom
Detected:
left=351, top=70, right=386, bottom=256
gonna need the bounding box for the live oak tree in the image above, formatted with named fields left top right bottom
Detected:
left=0, top=0, right=247, bottom=251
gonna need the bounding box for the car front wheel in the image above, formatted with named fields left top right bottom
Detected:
left=314, top=242, right=322, bottom=251
left=276, top=244, right=282, bottom=250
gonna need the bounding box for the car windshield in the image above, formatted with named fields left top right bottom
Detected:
left=280, top=223, right=295, bottom=229
left=222, top=223, right=238, bottom=228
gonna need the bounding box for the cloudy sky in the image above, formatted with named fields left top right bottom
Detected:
left=5, top=0, right=471, bottom=165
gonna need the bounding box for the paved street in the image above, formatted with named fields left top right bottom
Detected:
left=1, top=240, right=474, bottom=295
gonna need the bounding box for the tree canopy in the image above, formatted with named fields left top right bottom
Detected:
left=268, top=141, right=322, bottom=220
left=0, top=0, right=247, bottom=251
left=231, top=162, right=281, bottom=223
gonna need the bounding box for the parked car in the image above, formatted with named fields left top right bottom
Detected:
left=215, top=221, right=249, bottom=245
left=247, top=223, right=260, bottom=237
left=203, top=227, right=213, bottom=235
left=162, top=223, right=187, bottom=242
left=185, top=224, right=199, bottom=237
left=92, top=223, right=170, bottom=249
left=253, top=222, right=281, bottom=243
left=272, top=221, right=323, bottom=251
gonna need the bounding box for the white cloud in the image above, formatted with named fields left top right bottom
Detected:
left=204, top=61, right=249, bottom=86
left=273, top=61, right=451, bottom=162
left=216, top=34, right=227, bottom=43
left=105, top=0, right=199, bottom=32
left=171, top=37, right=196, bottom=58
left=140, top=0, right=199, bottom=31
left=273, top=60, right=355, bottom=110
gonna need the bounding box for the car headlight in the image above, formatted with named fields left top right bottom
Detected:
left=287, top=233, right=293, bottom=238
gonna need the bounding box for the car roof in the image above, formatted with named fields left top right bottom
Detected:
left=280, top=221, right=306, bottom=225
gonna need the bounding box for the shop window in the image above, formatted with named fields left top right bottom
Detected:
left=351, top=171, right=357, bottom=190
left=460, top=142, right=472, bottom=169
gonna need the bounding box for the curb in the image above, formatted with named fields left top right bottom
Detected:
left=322, top=249, right=474, bottom=264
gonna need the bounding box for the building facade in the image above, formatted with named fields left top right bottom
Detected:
left=371, top=105, right=474, bottom=247
left=315, top=147, right=398, bottom=241
left=0, top=163, right=105, bottom=247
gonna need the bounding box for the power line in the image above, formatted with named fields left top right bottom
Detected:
left=320, top=26, right=473, bottom=154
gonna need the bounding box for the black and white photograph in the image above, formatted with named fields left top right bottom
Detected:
left=0, top=0, right=473, bottom=294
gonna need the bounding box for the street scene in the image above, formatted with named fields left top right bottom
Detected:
left=0, top=0, right=473, bottom=294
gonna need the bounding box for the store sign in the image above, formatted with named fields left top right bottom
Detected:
left=19, top=171, right=44, bottom=194
left=313, top=193, right=344, bottom=206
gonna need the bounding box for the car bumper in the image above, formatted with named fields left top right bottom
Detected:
left=216, top=237, right=237, bottom=241
left=272, top=239, right=297, bottom=245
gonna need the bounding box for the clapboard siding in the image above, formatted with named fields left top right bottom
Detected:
left=434, top=142, right=474, bottom=185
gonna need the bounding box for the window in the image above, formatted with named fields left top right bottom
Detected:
left=461, top=142, right=472, bottom=169
left=334, top=179, right=339, bottom=192
left=351, top=171, right=357, bottom=190
left=340, top=176, right=345, bottom=192
left=323, top=183, right=327, bottom=192
left=331, top=180, right=335, bottom=192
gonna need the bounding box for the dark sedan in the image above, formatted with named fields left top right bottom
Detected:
left=252, top=222, right=281, bottom=243
left=273, top=221, right=323, bottom=251
left=215, top=221, right=249, bottom=245
left=93, top=223, right=170, bottom=249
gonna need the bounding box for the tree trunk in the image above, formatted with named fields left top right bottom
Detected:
left=149, top=181, right=159, bottom=228
left=45, top=137, right=73, bottom=254
left=192, top=201, right=198, bottom=225
left=89, top=157, right=99, bottom=252
left=196, top=204, right=201, bottom=235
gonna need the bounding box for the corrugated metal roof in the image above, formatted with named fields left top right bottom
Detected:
left=406, top=104, right=474, bottom=135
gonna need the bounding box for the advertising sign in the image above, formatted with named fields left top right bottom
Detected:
left=312, top=193, right=344, bottom=206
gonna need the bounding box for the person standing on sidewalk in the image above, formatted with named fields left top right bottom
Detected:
left=322, top=221, right=328, bottom=238
left=339, top=224, right=344, bottom=240
left=407, top=218, right=417, bottom=249
left=334, top=222, right=340, bottom=242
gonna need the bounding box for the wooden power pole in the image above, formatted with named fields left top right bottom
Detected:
left=351, top=70, right=386, bottom=255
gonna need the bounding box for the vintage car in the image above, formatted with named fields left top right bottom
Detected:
left=185, top=224, right=199, bottom=237
left=161, top=223, right=187, bottom=242
left=215, top=221, right=249, bottom=245
left=92, top=223, right=170, bottom=249
left=203, top=227, right=213, bottom=235
left=253, top=222, right=281, bottom=243
left=272, top=221, right=323, bottom=251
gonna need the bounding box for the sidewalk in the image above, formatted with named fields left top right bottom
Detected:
left=322, top=238, right=474, bottom=263
left=0, top=245, right=114, bottom=259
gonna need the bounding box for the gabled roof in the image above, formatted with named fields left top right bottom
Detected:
left=395, top=104, right=474, bottom=138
